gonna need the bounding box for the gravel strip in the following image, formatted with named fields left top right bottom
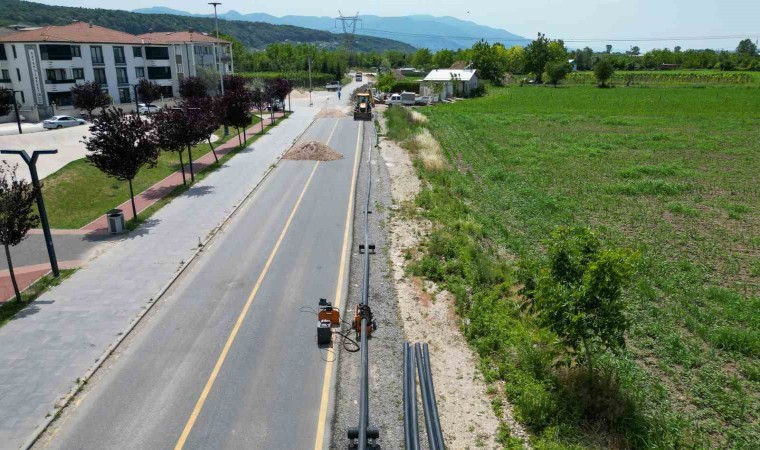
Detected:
left=330, top=121, right=405, bottom=449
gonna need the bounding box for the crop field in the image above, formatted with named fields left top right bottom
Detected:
left=388, top=85, right=759, bottom=448
left=564, top=69, right=759, bottom=85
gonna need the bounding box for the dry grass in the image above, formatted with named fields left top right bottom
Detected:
left=410, top=110, right=429, bottom=123
left=412, top=129, right=445, bottom=172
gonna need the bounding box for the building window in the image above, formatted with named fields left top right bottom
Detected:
left=12, top=45, right=17, bottom=59
left=93, top=68, right=107, bottom=85
left=72, top=68, right=84, bottom=79
left=45, top=68, right=70, bottom=83
left=133, top=47, right=142, bottom=58
left=118, top=87, right=131, bottom=104
left=1, top=69, right=9, bottom=81
left=113, top=46, right=126, bottom=65
left=20, top=91, right=25, bottom=103
left=16, top=68, right=21, bottom=81
left=135, top=67, right=145, bottom=78
left=40, top=44, right=73, bottom=60
left=0, top=45, right=6, bottom=60
left=145, top=46, right=169, bottom=60
left=47, top=92, right=74, bottom=106
left=116, top=67, right=129, bottom=85
left=90, top=46, right=104, bottom=64
left=147, top=66, right=171, bottom=80
left=71, top=45, right=81, bottom=57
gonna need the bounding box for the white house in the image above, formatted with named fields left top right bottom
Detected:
left=420, top=69, right=479, bottom=100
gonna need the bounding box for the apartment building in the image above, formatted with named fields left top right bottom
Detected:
left=138, top=31, right=234, bottom=95
left=0, top=22, right=233, bottom=118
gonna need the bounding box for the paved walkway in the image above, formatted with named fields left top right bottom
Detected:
left=81, top=112, right=284, bottom=232
left=0, top=103, right=318, bottom=450
left=0, top=113, right=281, bottom=303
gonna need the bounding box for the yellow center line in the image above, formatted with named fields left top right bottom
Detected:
left=313, top=121, right=364, bottom=450
left=174, top=116, right=342, bottom=449
left=174, top=160, right=321, bottom=450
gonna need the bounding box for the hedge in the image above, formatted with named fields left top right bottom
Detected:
left=238, top=71, right=335, bottom=89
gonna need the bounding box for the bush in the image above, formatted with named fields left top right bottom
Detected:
left=593, top=59, right=615, bottom=87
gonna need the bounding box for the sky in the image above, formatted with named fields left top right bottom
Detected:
left=37, top=0, right=760, bottom=51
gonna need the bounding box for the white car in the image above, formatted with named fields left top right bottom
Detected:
left=138, top=103, right=159, bottom=114
left=386, top=94, right=403, bottom=107
left=42, top=115, right=86, bottom=129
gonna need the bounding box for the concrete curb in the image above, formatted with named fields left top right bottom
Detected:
left=21, top=112, right=316, bottom=450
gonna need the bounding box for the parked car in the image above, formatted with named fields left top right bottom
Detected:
left=42, top=115, right=86, bottom=129
left=400, top=91, right=416, bottom=106
left=415, top=96, right=433, bottom=105
left=386, top=93, right=403, bottom=107
left=138, top=103, right=159, bottom=114
left=267, top=99, right=284, bottom=112
left=325, top=81, right=341, bottom=91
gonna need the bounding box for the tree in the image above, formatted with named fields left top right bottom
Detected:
left=84, top=107, right=159, bottom=220
left=628, top=46, right=641, bottom=56
left=152, top=106, right=199, bottom=185
left=217, top=88, right=254, bottom=147
left=411, top=48, right=433, bottom=69
left=504, top=45, right=526, bottom=74
left=137, top=79, right=162, bottom=106
left=605, top=44, right=612, bottom=54
left=0, top=88, right=14, bottom=117
left=522, top=227, right=637, bottom=381
left=196, top=66, right=221, bottom=95
left=179, top=76, right=210, bottom=99
left=593, top=58, right=615, bottom=87
left=0, top=164, right=39, bottom=302
left=525, top=33, right=552, bottom=82
left=546, top=60, right=570, bottom=86
left=736, top=38, right=758, bottom=57
left=432, top=49, right=455, bottom=69
left=249, top=86, right=267, bottom=134
left=70, top=82, right=111, bottom=119
left=192, top=96, right=221, bottom=162
left=376, top=71, right=397, bottom=93
left=471, top=40, right=507, bottom=83
left=223, top=74, right=248, bottom=93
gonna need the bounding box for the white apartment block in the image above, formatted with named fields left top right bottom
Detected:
left=0, top=22, right=233, bottom=120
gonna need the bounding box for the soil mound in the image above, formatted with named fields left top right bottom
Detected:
left=283, top=141, right=343, bottom=161
left=316, top=108, right=349, bottom=119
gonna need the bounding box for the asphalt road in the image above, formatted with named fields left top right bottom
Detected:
left=39, top=116, right=367, bottom=450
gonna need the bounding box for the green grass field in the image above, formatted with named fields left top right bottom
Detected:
left=42, top=115, right=266, bottom=229
left=387, top=85, right=759, bottom=448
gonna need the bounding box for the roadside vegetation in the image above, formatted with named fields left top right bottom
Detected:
left=384, top=83, right=759, bottom=448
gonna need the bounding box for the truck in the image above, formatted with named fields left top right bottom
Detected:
left=325, top=81, right=341, bottom=91
left=355, top=72, right=363, bottom=82
left=400, top=91, right=416, bottom=106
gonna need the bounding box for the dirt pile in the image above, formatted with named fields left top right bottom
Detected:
left=283, top=141, right=343, bottom=161
left=316, top=108, right=349, bottom=119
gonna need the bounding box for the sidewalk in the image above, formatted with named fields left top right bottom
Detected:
left=0, top=113, right=281, bottom=303
left=0, top=104, right=318, bottom=449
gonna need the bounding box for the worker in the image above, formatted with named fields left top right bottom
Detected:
left=337, top=89, right=342, bottom=100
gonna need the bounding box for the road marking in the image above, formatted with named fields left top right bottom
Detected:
left=173, top=161, right=321, bottom=450
left=313, top=121, right=364, bottom=450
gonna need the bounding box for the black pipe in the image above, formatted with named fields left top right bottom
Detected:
left=407, top=343, right=420, bottom=450
left=415, top=343, right=436, bottom=449
left=424, top=343, right=445, bottom=449
left=403, top=344, right=412, bottom=449
left=357, top=120, right=371, bottom=450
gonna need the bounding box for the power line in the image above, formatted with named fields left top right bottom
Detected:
left=346, top=26, right=760, bottom=44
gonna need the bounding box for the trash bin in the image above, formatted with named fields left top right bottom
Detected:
left=107, top=209, right=125, bottom=234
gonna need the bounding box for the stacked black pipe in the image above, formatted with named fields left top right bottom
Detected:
left=404, top=342, right=445, bottom=449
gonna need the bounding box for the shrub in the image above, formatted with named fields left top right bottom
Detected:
left=593, top=59, right=615, bottom=87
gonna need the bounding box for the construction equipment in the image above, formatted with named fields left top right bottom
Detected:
left=317, top=298, right=340, bottom=346
left=353, top=92, right=374, bottom=121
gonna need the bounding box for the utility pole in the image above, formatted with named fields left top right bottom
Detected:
left=336, top=11, right=361, bottom=68
left=209, top=2, right=229, bottom=135
left=133, top=84, right=140, bottom=113
left=0, top=149, right=60, bottom=277
left=308, top=56, right=313, bottom=107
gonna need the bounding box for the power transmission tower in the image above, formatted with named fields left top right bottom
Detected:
left=336, top=11, right=361, bottom=59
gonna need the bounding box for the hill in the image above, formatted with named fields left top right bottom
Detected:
left=0, top=0, right=415, bottom=52
left=133, top=8, right=529, bottom=51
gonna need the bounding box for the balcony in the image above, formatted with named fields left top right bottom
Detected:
left=45, top=79, right=76, bottom=84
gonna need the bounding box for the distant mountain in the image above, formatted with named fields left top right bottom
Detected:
left=132, top=8, right=529, bottom=50
left=0, top=0, right=415, bottom=52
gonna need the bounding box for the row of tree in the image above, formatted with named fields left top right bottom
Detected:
left=0, top=74, right=292, bottom=302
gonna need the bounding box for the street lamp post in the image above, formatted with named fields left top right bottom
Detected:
left=11, top=91, right=23, bottom=134
left=308, top=56, right=313, bottom=107
left=209, top=2, right=228, bottom=135
left=133, top=84, right=140, bottom=113
left=0, top=149, right=60, bottom=277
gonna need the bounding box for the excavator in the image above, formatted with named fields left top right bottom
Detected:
left=353, top=91, right=374, bottom=121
